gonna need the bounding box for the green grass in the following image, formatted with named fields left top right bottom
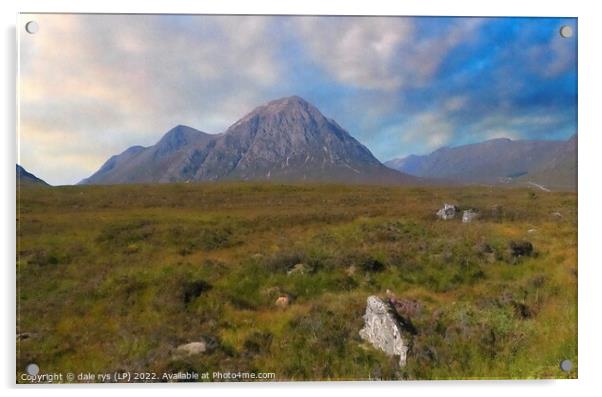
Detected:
left=16, top=182, right=577, bottom=381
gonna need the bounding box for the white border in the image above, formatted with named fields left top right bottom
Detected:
left=3, top=1, right=601, bottom=396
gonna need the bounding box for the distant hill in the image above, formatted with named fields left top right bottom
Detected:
left=517, top=134, right=577, bottom=191
left=17, top=165, right=49, bottom=187
left=81, top=96, right=418, bottom=185
left=385, top=135, right=577, bottom=191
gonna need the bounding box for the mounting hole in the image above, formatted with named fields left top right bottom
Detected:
left=25, top=21, right=39, bottom=34
left=559, top=25, right=573, bottom=38
left=26, top=363, right=39, bottom=376
left=559, top=359, right=573, bottom=372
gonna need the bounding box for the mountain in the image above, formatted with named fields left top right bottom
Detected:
left=80, top=125, right=215, bottom=184
left=517, top=134, right=577, bottom=191
left=385, top=135, right=577, bottom=191
left=17, top=164, right=50, bottom=187
left=82, top=96, right=417, bottom=185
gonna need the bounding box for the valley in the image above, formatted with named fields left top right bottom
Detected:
left=17, top=182, right=577, bottom=380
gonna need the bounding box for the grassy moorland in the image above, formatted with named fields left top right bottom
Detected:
left=16, top=183, right=577, bottom=381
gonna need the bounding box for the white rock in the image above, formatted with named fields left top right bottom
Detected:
left=174, top=341, right=207, bottom=357
left=275, top=295, right=290, bottom=308
left=359, top=296, right=409, bottom=367
left=436, top=204, right=457, bottom=220
left=462, top=209, right=479, bottom=223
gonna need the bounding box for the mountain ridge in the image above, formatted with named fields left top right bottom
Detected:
left=81, top=96, right=418, bottom=185
left=385, top=134, right=577, bottom=190
left=17, top=164, right=50, bottom=187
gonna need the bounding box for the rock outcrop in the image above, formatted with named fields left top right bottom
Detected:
left=359, top=296, right=409, bottom=366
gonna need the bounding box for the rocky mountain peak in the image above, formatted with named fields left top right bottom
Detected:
left=228, top=95, right=326, bottom=132
left=157, top=125, right=208, bottom=150
left=81, top=96, right=418, bottom=185
left=151, top=125, right=216, bottom=163
left=263, top=95, right=318, bottom=114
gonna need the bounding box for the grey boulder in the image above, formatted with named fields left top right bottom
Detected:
left=359, top=296, right=409, bottom=367
left=436, top=203, right=457, bottom=220
left=172, top=336, right=218, bottom=359
left=173, top=341, right=207, bottom=358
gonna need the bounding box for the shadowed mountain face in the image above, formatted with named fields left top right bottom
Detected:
left=81, top=96, right=417, bottom=185
left=17, top=165, right=49, bottom=187
left=385, top=135, right=577, bottom=191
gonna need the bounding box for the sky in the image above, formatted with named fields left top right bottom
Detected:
left=18, top=14, right=577, bottom=185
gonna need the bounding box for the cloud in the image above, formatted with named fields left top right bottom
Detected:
left=295, top=17, right=413, bottom=90
left=400, top=111, right=454, bottom=150
left=443, top=95, right=468, bottom=112
left=486, top=19, right=577, bottom=85
left=539, top=33, right=576, bottom=78
left=483, top=129, right=522, bottom=141
left=379, top=95, right=571, bottom=161
left=470, top=112, right=565, bottom=139
left=19, top=14, right=287, bottom=184
left=523, top=24, right=577, bottom=79
left=295, top=17, right=484, bottom=90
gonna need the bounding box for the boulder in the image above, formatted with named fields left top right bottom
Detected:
left=172, top=336, right=218, bottom=359
left=462, top=210, right=479, bottom=223
left=436, top=204, right=457, bottom=220
left=275, top=295, right=290, bottom=308
left=173, top=341, right=207, bottom=359
left=359, top=296, right=409, bottom=367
